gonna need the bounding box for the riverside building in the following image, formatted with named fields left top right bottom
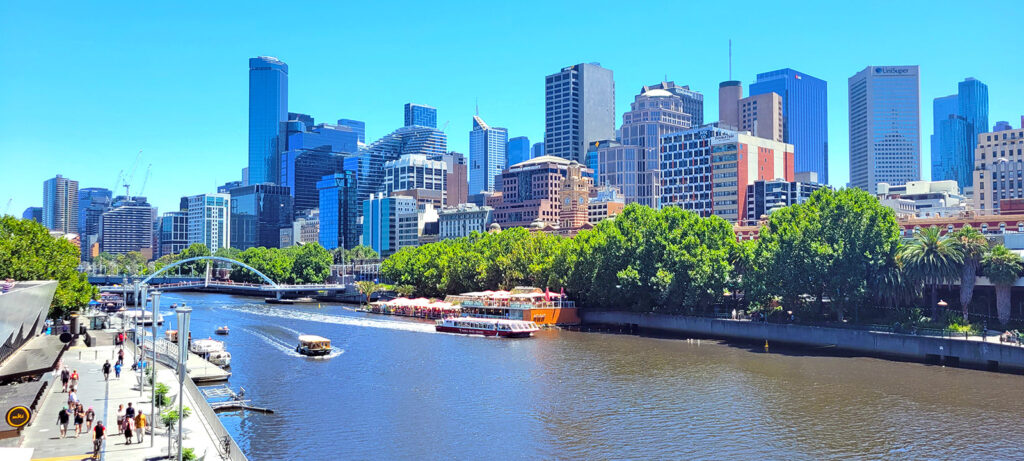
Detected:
left=248, top=56, right=289, bottom=185
left=848, top=65, right=921, bottom=192
left=438, top=204, right=493, bottom=239
left=362, top=194, right=418, bottom=257
left=492, top=156, right=593, bottom=228
left=230, top=184, right=293, bottom=250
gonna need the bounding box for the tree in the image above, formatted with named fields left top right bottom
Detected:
left=346, top=245, right=379, bottom=263
left=161, top=406, right=192, bottom=456
left=117, top=251, right=148, bottom=276
left=0, top=216, right=96, bottom=318
left=177, top=243, right=211, bottom=276
left=394, top=284, right=415, bottom=297
left=982, top=245, right=1023, bottom=325
left=290, top=243, right=332, bottom=284
left=952, top=225, right=988, bottom=322
left=330, top=247, right=347, bottom=264
left=354, top=281, right=381, bottom=305
left=900, top=226, right=963, bottom=319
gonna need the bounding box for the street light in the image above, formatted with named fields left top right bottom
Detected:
left=174, top=303, right=192, bottom=461
left=150, top=290, right=160, bottom=448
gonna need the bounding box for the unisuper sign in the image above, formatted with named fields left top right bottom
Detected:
left=874, top=66, right=915, bottom=75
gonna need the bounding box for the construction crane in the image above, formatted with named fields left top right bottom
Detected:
left=4, top=198, right=12, bottom=216
left=111, top=170, right=124, bottom=197
left=440, top=120, right=450, bottom=132
left=123, top=150, right=143, bottom=199
left=137, top=164, right=152, bottom=197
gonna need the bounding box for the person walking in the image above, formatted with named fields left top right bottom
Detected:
left=125, top=402, right=135, bottom=422
left=60, top=367, right=70, bottom=392
left=67, top=387, right=78, bottom=408
left=102, top=360, right=111, bottom=381
left=74, top=404, right=85, bottom=437
left=115, top=404, right=125, bottom=435
left=123, top=415, right=134, bottom=445
left=134, top=411, right=146, bottom=443
left=92, top=420, right=106, bottom=459
left=117, top=348, right=125, bottom=366
left=85, top=406, right=95, bottom=433
left=70, top=369, right=79, bottom=389
left=57, top=406, right=70, bottom=438
left=114, top=362, right=122, bottom=379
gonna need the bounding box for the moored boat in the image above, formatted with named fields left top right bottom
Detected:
left=296, top=335, right=332, bottom=356
left=191, top=338, right=231, bottom=368
left=434, top=316, right=539, bottom=338
left=165, top=330, right=178, bottom=343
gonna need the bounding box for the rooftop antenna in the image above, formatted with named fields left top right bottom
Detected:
left=729, top=39, right=732, bottom=80
left=475, top=98, right=479, bottom=116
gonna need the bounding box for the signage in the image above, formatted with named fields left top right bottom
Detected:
left=6, top=406, right=31, bottom=428
left=874, top=67, right=914, bottom=75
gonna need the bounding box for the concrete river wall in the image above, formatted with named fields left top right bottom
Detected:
left=582, top=311, right=1024, bottom=371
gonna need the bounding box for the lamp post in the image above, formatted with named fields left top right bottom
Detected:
left=937, top=300, right=949, bottom=337
left=174, top=303, right=191, bottom=461
left=150, top=290, right=160, bottom=447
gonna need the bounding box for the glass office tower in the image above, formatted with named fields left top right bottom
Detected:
left=750, top=68, right=829, bottom=184
left=931, top=78, right=988, bottom=190
left=229, top=184, right=293, bottom=249
left=507, top=136, right=531, bottom=167
left=404, top=103, right=437, bottom=128
left=469, top=115, right=508, bottom=195
left=317, top=172, right=360, bottom=250
left=248, top=56, right=288, bottom=185
left=848, top=66, right=920, bottom=193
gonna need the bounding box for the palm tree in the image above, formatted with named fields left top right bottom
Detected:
left=395, top=284, right=416, bottom=297
left=982, top=245, right=1024, bottom=325
left=952, top=225, right=988, bottom=322
left=900, top=226, right=964, bottom=320
left=354, top=281, right=381, bottom=306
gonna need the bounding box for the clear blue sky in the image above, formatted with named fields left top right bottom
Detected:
left=1, top=1, right=1022, bottom=216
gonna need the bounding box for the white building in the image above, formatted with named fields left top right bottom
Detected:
left=877, top=180, right=968, bottom=218
left=186, top=193, right=230, bottom=252
left=848, top=66, right=921, bottom=193
left=438, top=204, right=493, bottom=239
left=382, top=154, right=447, bottom=207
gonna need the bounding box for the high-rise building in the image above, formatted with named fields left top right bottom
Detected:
left=338, top=119, right=366, bottom=144
left=317, top=172, right=360, bottom=250
left=156, top=211, right=188, bottom=258
left=469, top=115, right=508, bottom=195
left=492, top=156, right=591, bottom=228
left=78, top=187, right=112, bottom=261
left=404, top=103, right=437, bottom=128
left=931, top=78, right=988, bottom=191
left=185, top=194, right=230, bottom=252
left=279, top=123, right=358, bottom=217
left=382, top=154, right=447, bottom=207
left=217, top=181, right=243, bottom=194
left=21, top=207, right=42, bottom=223
left=972, top=127, right=1024, bottom=212
left=432, top=152, right=468, bottom=206
left=438, top=204, right=493, bottom=239
left=642, top=81, right=704, bottom=126
left=230, top=184, right=293, bottom=250
left=99, top=196, right=155, bottom=258
left=994, top=121, right=1013, bottom=132
left=750, top=69, right=829, bottom=183
left=660, top=125, right=794, bottom=222
left=745, top=177, right=828, bottom=225
left=588, top=186, right=626, bottom=223
left=349, top=124, right=448, bottom=209
left=848, top=66, right=921, bottom=193
left=43, top=175, right=79, bottom=234
left=598, top=86, right=692, bottom=208
left=531, top=142, right=545, bottom=159
left=718, top=81, right=743, bottom=129
left=361, top=194, right=418, bottom=257
left=507, top=136, right=531, bottom=167
left=248, top=56, right=289, bottom=185
left=545, top=63, right=616, bottom=162
left=719, top=80, right=783, bottom=143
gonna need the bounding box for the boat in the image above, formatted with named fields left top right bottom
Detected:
left=295, top=335, right=332, bottom=356
left=434, top=316, right=539, bottom=338
left=165, top=330, right=178, bottom=343
left=122, top=309, right=164, bottom=326
left=215, top=326, right=229, bottom=335
left=191, top=338, right=232, bottom=368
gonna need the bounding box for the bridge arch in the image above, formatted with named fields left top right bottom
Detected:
left=141, top=256, right=280, bottom=288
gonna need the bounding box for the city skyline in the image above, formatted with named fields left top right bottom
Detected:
left=2, top=2, right=1023, bottom=215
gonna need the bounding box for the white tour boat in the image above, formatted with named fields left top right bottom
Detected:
left=190, top=338, right=231, bottom=368
left=434, top=316, right=539, bottom=338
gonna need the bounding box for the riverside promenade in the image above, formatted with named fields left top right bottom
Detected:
left=20, top=339, right=226, bottom=460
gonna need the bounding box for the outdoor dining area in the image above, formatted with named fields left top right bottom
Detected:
left=368, top=297, right=461, bottom=319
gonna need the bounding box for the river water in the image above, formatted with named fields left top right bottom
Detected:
left=156, top=292, right=1024, bottom=460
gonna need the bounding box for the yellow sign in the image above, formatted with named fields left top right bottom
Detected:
left=6, top=405, right=30, bottom=428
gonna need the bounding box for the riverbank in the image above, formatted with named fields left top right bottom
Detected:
left=583, top=311, right=1024, bottom=372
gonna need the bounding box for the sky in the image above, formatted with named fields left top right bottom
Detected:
left=1, top=1, right=1022, bottom=216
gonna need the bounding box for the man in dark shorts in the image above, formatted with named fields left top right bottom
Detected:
left=102, top=360, right=111, bottom=381
left=60, top=367, right=70, bottom=392
left=92, top=420, right=105, bottom=458
left=57, top=406, right=70, bottom=438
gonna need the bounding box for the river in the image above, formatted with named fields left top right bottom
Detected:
left=156, top=292, right=1024, bottom=459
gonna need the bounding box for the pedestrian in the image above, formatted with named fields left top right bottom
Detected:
left=125, top=402, right=135, bottom=422
left=114, top=362, right=122, bottom=379
left=123, top=415, right=134, bottom=445
left=60, top=367, right=70, bottom=392
left=86, top=406, right=95, bottom=432
left=116, top=404, right=125, bottom=435
left=134, top=411, right=146, bottom=443
left=68, top=387, right=78, bottom=408
left=57, top=406, right=70, bottom=438
left=117, top=348, right=124, bottom=366
left=102, top=360, right=111, bottom=381
left=92, top=420, right=106, bottom=458
left=74, top=404, right=85, bottom=437
left=70, top=369, right=79, bottom=389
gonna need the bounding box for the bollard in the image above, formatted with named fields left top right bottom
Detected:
left=764, top=340, right=769, bottom=353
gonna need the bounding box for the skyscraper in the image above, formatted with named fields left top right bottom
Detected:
left=507, top=136, right=531, bottom=167
left=230, top=184, right=293, bottom=250
left=280, top=123, right=360, bottom=216
left=361, top=194, right=418, bottom=257
left=317, top=172, right=360, bottom=250
left=78, top=187, right=112, bottom=260
left=719, top=81, right=784, bottom=142
left=432, top=152, right=468, bottom=206
left=643, top=81, right=704, bottom=126
left=382, top=154, right=447, bottom=207
left=43, top=175, right=78, bottom=234
left=157, top=211, right=188, bottom=258
left=598, top=86, right=691, bottom=208
left=931, top=94, right=959, bottom=182
left=544, top=63, right=615, bottom=162
left=185, top=193, right=230, bottom=252
left=750, top=69, right=829, bottom=183
left=248, top=56, right=289, bottom=185
left=931, top=78, right=988, bottom=191
left=338, top=119, right=366, bottom=144
left=21, top=207, right=42, bottom=223
left=531, top=142, right=545, bottom=159
left=99, top=196, right=155, bottom=258
left=404, top=103, right=437, bottom=128
left=848, top=66, right=921, bottom=193
left=469, top=115, right=508, bottom=195
left=349, top=124, right=448, bottom=208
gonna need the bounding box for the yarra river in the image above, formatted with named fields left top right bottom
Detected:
left=158, top=292, right=1024, bottom=459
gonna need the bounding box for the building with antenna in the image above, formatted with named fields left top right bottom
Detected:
left=469, top=115, right=508, bottom=194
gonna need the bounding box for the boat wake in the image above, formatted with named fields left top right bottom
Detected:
left=224, top=305, right=437, bottom=335
left=241, top=327, right=304, bottom=358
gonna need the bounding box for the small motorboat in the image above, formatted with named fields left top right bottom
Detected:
left=165, top=330, right=178, bottom=343
left=215, top=326, right=229, bottom=335
left=296, top=335, right=332, bottom=356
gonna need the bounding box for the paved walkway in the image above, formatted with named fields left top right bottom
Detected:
left=20, top=339, right=224, bottom=460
